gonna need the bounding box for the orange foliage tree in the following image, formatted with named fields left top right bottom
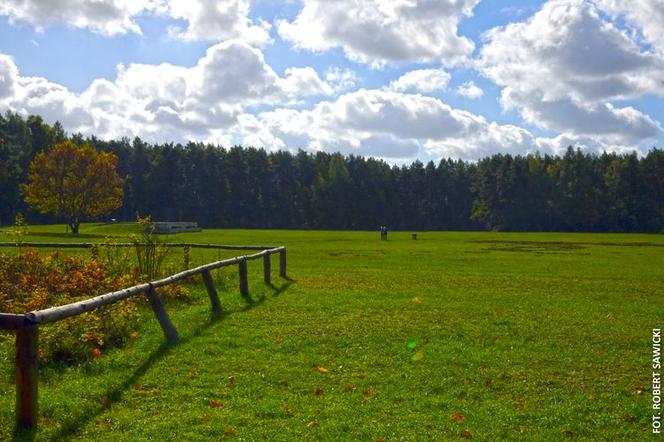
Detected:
left=24, top=141, right=124, bottom=235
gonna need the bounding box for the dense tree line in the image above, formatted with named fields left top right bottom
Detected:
left=1, top=112, right=663, bottom=232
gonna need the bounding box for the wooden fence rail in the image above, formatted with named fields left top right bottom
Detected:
left=0, top=244, right=287, bottom=431
left=0, top=242, right=278, bottom=250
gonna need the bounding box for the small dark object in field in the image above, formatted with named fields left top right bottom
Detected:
left=412, top=233, right=417, bottom=240
left=380, top=226, right=388, bottom=240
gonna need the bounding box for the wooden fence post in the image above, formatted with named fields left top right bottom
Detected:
left=16, top=322, right=38, bottom=430
left=183, top=245, right=191, bottom=271
left=279, top=249, right=287, bottom=278
left=239, top=259, right=248, bottom=297
left=146, top=286, right=179, bottom=344
left=201, top=270, right=222, bottom=316
left=263, top=254, right=271, bottom=285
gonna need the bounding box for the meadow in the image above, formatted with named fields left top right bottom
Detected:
left=0, top=224, right=662, bottom=440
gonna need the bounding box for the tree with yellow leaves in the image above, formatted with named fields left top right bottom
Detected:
left=24, top=141, right=124, bottom=235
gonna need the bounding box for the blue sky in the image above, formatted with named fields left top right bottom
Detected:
left=0, top=0, right=662, bottom=161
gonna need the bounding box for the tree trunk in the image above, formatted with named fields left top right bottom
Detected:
left=69, top=218, right=80, bottom=235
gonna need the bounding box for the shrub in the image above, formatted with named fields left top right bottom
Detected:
left=0, top=250, right=141, bottom=363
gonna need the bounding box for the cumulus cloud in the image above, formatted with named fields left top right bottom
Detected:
left=0, top=0, right=162, bottom=36
left=278, top=67, right=333, bottom=98
left=244, top=89, right=553, bottom=160
left=596, top=0, right=664, bottom=54
left=325, top=67, right=358, bottom=94
left=167, top=0, right=271, bottom=45
left=456, top=81, right=483, bottom=99
left=0, top=43, right=338, bottom=142
left=0, top=0, right=270, bottom=44
left=533, top=132, right=639, bottom=156
left=2, top=45, right=639, bottom=161
left=388, top=69, right=450, bottom=94
left=477, top=0, right=664, bottom=145
left=11, top=75, right=93, bottom=133
left=278, top=0, right=479, bottom=67
left=0, top=54, right=18, bottom=99
left=191, top=41, right=281, bottom=104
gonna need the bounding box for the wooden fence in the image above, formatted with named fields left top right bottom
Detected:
left=0, top=243, right=287, bottom=430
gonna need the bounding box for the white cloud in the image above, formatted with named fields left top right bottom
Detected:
left=456, top=81, right=483, bottom=99
left=0, top=54, right=18, bottom=99
left=533, top=132, right=638, bottom=156
left=0, top=0, right=163, bottom=36
left=278, top=67, right=333, bottom=98
left=2, top=46, right=640, bottom=161
left=425, top=122, right=538, bottom=159
left=0, top=0, right=270, bottom=45
left=325, top=67, right=358, bottom=94
left=596, top=0, right=664, bottom=54
left=277, top=0, right=479, bottom=67
left=12, top=75, right=93, bottom=132
left=0, top=43, right=337, bottom=142
left=191, top=41, right=280, bottom=104
left=167, top=0, right=271, bottom=45
left=477, top=0, right=664, bottom=145
left=245, top=89, right=553, bottom=160
left=388, top=69, right=450, bottom=94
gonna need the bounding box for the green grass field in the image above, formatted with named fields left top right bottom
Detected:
left=1, top=224, right=663, bottom=440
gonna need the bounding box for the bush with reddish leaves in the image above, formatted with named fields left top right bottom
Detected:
left=0, top=250, right=141, bottom=363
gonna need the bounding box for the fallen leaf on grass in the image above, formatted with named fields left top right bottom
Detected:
left=562, top=429, right=576, bottom=438
left=318, top=366, right=328, bottom=373
left=130, top=331, right=139, bottom=339
left=450, top=412, right=465, bottom=421
left=208, top=399, right=223, bottom=408
left=224, top=428, right=237, bottom=436
left=462, top=429, right=473, bottom=439
left=93, top=348, right=102, bottom=358
left=188, top=371, right=198, bottom=378
left=363, top=388, right=375, bottom=399
left=307, top=421, right=317, bottom=428
left=282, top=405, right=295, bottom=417
left=343, top=383, right=355, bottom=392
left=314, top=387, right=323, bottom=396
left=412, top=296, right=423, bottom=304
left=202, top=415, right=210, bottom=423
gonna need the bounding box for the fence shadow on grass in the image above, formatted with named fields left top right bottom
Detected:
left=15, top=280, right=293, bottom=442
left=24, top=232, right=116, bottom=240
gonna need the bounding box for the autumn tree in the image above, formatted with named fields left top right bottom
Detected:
left=24, top=141, right=124, bottom=235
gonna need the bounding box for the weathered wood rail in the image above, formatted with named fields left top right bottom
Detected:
left=0, top=244, right=287, bottom=431
left=0, top=242, right=279, bottom=250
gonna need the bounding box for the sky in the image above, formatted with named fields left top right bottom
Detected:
left=0, top=0, right=663, bottom=162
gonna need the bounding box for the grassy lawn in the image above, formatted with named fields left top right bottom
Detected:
left=1, top=224, right=663, bottom=440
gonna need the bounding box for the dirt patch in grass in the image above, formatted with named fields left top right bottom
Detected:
left=470, top=240, right=587, bottom=254
left=470, top=239, right=664, bottom=255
